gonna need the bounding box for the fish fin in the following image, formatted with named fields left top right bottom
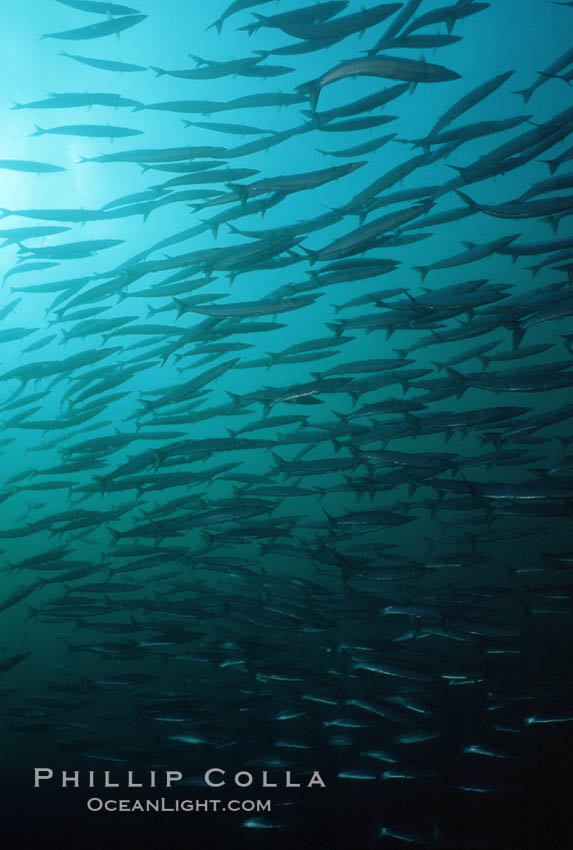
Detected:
left=412, top=266, right=428, bottom=282
left=172, top=297, right=188, bottom=320
left=325, top=321, right=343, bottom=341
left=150, top=66, right=166, bottom=77
left=444, top=365, right=467, bottom=385
left=296, top=78, right=320, bottom=112
left=511, top=324, right=525, bottom=350
left=265, top=351, right=280, bottom=367
left=225, top=390, right=242, bottom=411
left=271, top=452, right=287, bottom=475
left=455, top=190, right=480, bottom=211
left=63, top=639, right=77, bottom=657
left=227, top=182, right=248, bottom=207
left=298, top=245, right=319, bottom=265
left=540, top=158, right=559, bottom=175
left=512, top=88, right=533, bottom=104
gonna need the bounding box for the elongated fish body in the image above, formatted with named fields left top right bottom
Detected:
left=53, top=0, right=141, bottom=13
left=429, top=69, right=515, bottom=137
left=183, top=120, right=275, bottom=136
left=0, top=225, right=71, bottom=245
left=58, top=51, right=147, bottom=72
left=307, top=201, right=433, bottom=262
left=207, top=0, right=274, bottom=34
left=0, top=159, right=65, bottom=173
left=457, top=190, right=573, bottom=220
left=317, top=132, right=396, bottom=158
left=150, top=56, right=263, bottom=81
left=41, top=14, right=147, bottom=41
left=229, top=161, right=365, bottom=205
left=515, top=45, right=573, bottom=103
left=31, top=124, right=143, bottom=139
left=11, top=92, right=142, bottom=109
left=299, top=55, right=460, bottom=110
left=244, top=1, right=348, bottom=34
left=402, top=2, right=490, bottom=37
left=369, top=0, right=424, bottom=50
left=379, top=33, right=463, bottom=50
left=176, top=295, right=318, bottom=318
left=275, top=3, right=401, bottom=40
left=80, top=145, right=228, bottom=163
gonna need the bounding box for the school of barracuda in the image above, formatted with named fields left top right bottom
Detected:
left=0, top=0, right=572, bottom=846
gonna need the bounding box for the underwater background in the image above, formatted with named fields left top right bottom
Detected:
left=0, top=0, right=572, bottom=847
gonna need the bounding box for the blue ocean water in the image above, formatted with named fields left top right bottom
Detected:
left=0, top=1, right=572, bottom=847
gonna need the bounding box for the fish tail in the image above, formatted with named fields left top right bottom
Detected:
left=540, top=158, right=559, bottom=175
left=137, top=397, right=154, bottom=416
left=63, top=639, right=77, bottom=657
left=524, top=263, right=540, bottom=279
left=226, top=390, right=242, bottom=411
left=543, top=215, right=559, bottom=234
left=455, top=190, right=480, bottom=211
left=30, top=125, right=45, bottom=136
left=296, top=78, right=320, bottom=112
left=227, top=182, right=248, bottom=207
left=444, top=365, right=468, bottom=393
left=512, top=324, right=525, bottom=350
left=299, top=245, right=319, bottom=265
left=172, top=297, right=188, bottom=320
left=145, top=303, right=161, bottom=319
left=512, top=87, right=533, bottom=104
left=150, top=66, right=165, bottom=77
left=333, top=410, right=349, bottom=424
left=271, top=452, right=287, bottom=475
left=264, top=351, right=280, bottom=367
left=325, top=321, right=343, bottom=341
left=412, top=266, right=429, bottom=282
